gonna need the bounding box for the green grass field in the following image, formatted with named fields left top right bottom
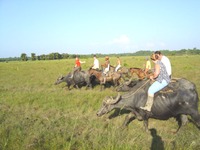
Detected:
left=0, top=55, right=200, bottom=150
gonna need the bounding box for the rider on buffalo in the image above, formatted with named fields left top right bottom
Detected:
left=101, top=56, right=110, bottom=84
left=69, top=56, right=85, bottom=79
left=140, top=53, right=171, bottom=112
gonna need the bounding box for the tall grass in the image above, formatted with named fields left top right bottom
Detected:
left=0, top=55, right=200, bottom=150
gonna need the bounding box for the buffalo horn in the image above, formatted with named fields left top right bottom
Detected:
left=107, top=93, right=121, bottom=104
left=106, top=96, right=114, bottom=104
left=125, top=78, right=132, bottom=85
left=104, top=93, right=121, bottom=105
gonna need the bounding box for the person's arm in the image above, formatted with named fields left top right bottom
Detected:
left=150, top=64, right=160, bottom=80
left=80, top=60, right=86, bottom=64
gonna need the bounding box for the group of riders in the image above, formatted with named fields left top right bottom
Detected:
left=91, top=55, right=121, bottom=73
left=70, top=55, right=121, bottom=83
left=70, top=51, right=172, bottom=113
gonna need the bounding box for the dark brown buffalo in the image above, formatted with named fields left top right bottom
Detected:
left=55, top=70, right=92, bottom=90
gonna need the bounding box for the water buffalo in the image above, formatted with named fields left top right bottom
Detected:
left=97, top=78, right=200, bottom=132
left=54, top=70, right=92, bottom=90
left=116, top=79, right=138, bottom=92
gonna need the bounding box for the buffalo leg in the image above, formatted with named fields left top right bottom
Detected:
left=75, top=84, right=79, bottom=89
left=189, top=110, right=200, bottom=127
left=123, top=112, right=136, bottom=126
left=133, top=110, right=143, bottom=121
left=175, top=114, right=188, bottom=133
left=100, top=84, right=104, bottom=91
left=181, top=114, right=188, bottom=126
left=143, top=119, right=149, bottom=132
left=67, top=85, right=71, bottom=90
left=85, top=81, right=92, bottom=90
left=100, top=83, right=106, bottom=91
left=85, top=84, right=89, bottom=90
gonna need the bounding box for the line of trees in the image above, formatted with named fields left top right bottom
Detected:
left=0, top=48, right=199, bottom=62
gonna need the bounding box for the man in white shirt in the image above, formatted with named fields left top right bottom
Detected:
left=92, top=55, right=99, bottom=70
left=155, top=51, right=172, bottom=78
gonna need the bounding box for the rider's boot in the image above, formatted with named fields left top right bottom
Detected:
left=69, top=74, right=73, bottom=79
left=140, top=95, right=154, bottom=112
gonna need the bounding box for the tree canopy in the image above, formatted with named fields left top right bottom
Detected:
left=0, top=48, right=199, bottom=62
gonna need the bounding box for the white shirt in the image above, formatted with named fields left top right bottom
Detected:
left=92, top=58, right=99, bottom=69
left=161, top=55, right=172, bottom=76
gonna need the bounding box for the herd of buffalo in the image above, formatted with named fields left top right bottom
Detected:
left=54, top=66, right=200, bottom=133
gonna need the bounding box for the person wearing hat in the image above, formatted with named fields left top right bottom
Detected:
left=140, top=53, right=170, bottom=112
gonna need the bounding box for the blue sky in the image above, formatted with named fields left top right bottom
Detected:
left=0, top=0, right=200, bottom=58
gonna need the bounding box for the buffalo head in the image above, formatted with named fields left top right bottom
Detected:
left=97, top=93, right=121, bottom=117
left=54, top=75, right=65, bottom=85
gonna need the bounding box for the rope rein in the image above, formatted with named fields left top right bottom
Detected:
left=118, top=79, right=150, bottom=113
left=122, top=79, right=150, bottom=99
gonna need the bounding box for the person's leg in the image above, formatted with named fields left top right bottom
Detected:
left=148, top=80, right=167, bottom=95
left=104, top=67, right=108, bottom=74
left=101, top=73, right=106, bottom=84
left=140, top=80, right=168, bottom=111
left=115, top=65, right=119, bottom=72
left=69, top=67, right=79, bottom=78
left=140, top=95, right=154, bottom=111
left=69, top=68, right=75, bottom=78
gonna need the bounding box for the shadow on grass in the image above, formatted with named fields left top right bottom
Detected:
left=150, top=128, right=164, bottom=150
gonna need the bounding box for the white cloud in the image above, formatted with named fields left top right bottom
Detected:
left=88, top=35, right=136, bottom=53
left=159, top=42, right=166, bottom=48
left=146, top=42, right=155, bottom=49
left=111, top=35, right=130, bottom=45
left=144, top=41, right=167, bottom=50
